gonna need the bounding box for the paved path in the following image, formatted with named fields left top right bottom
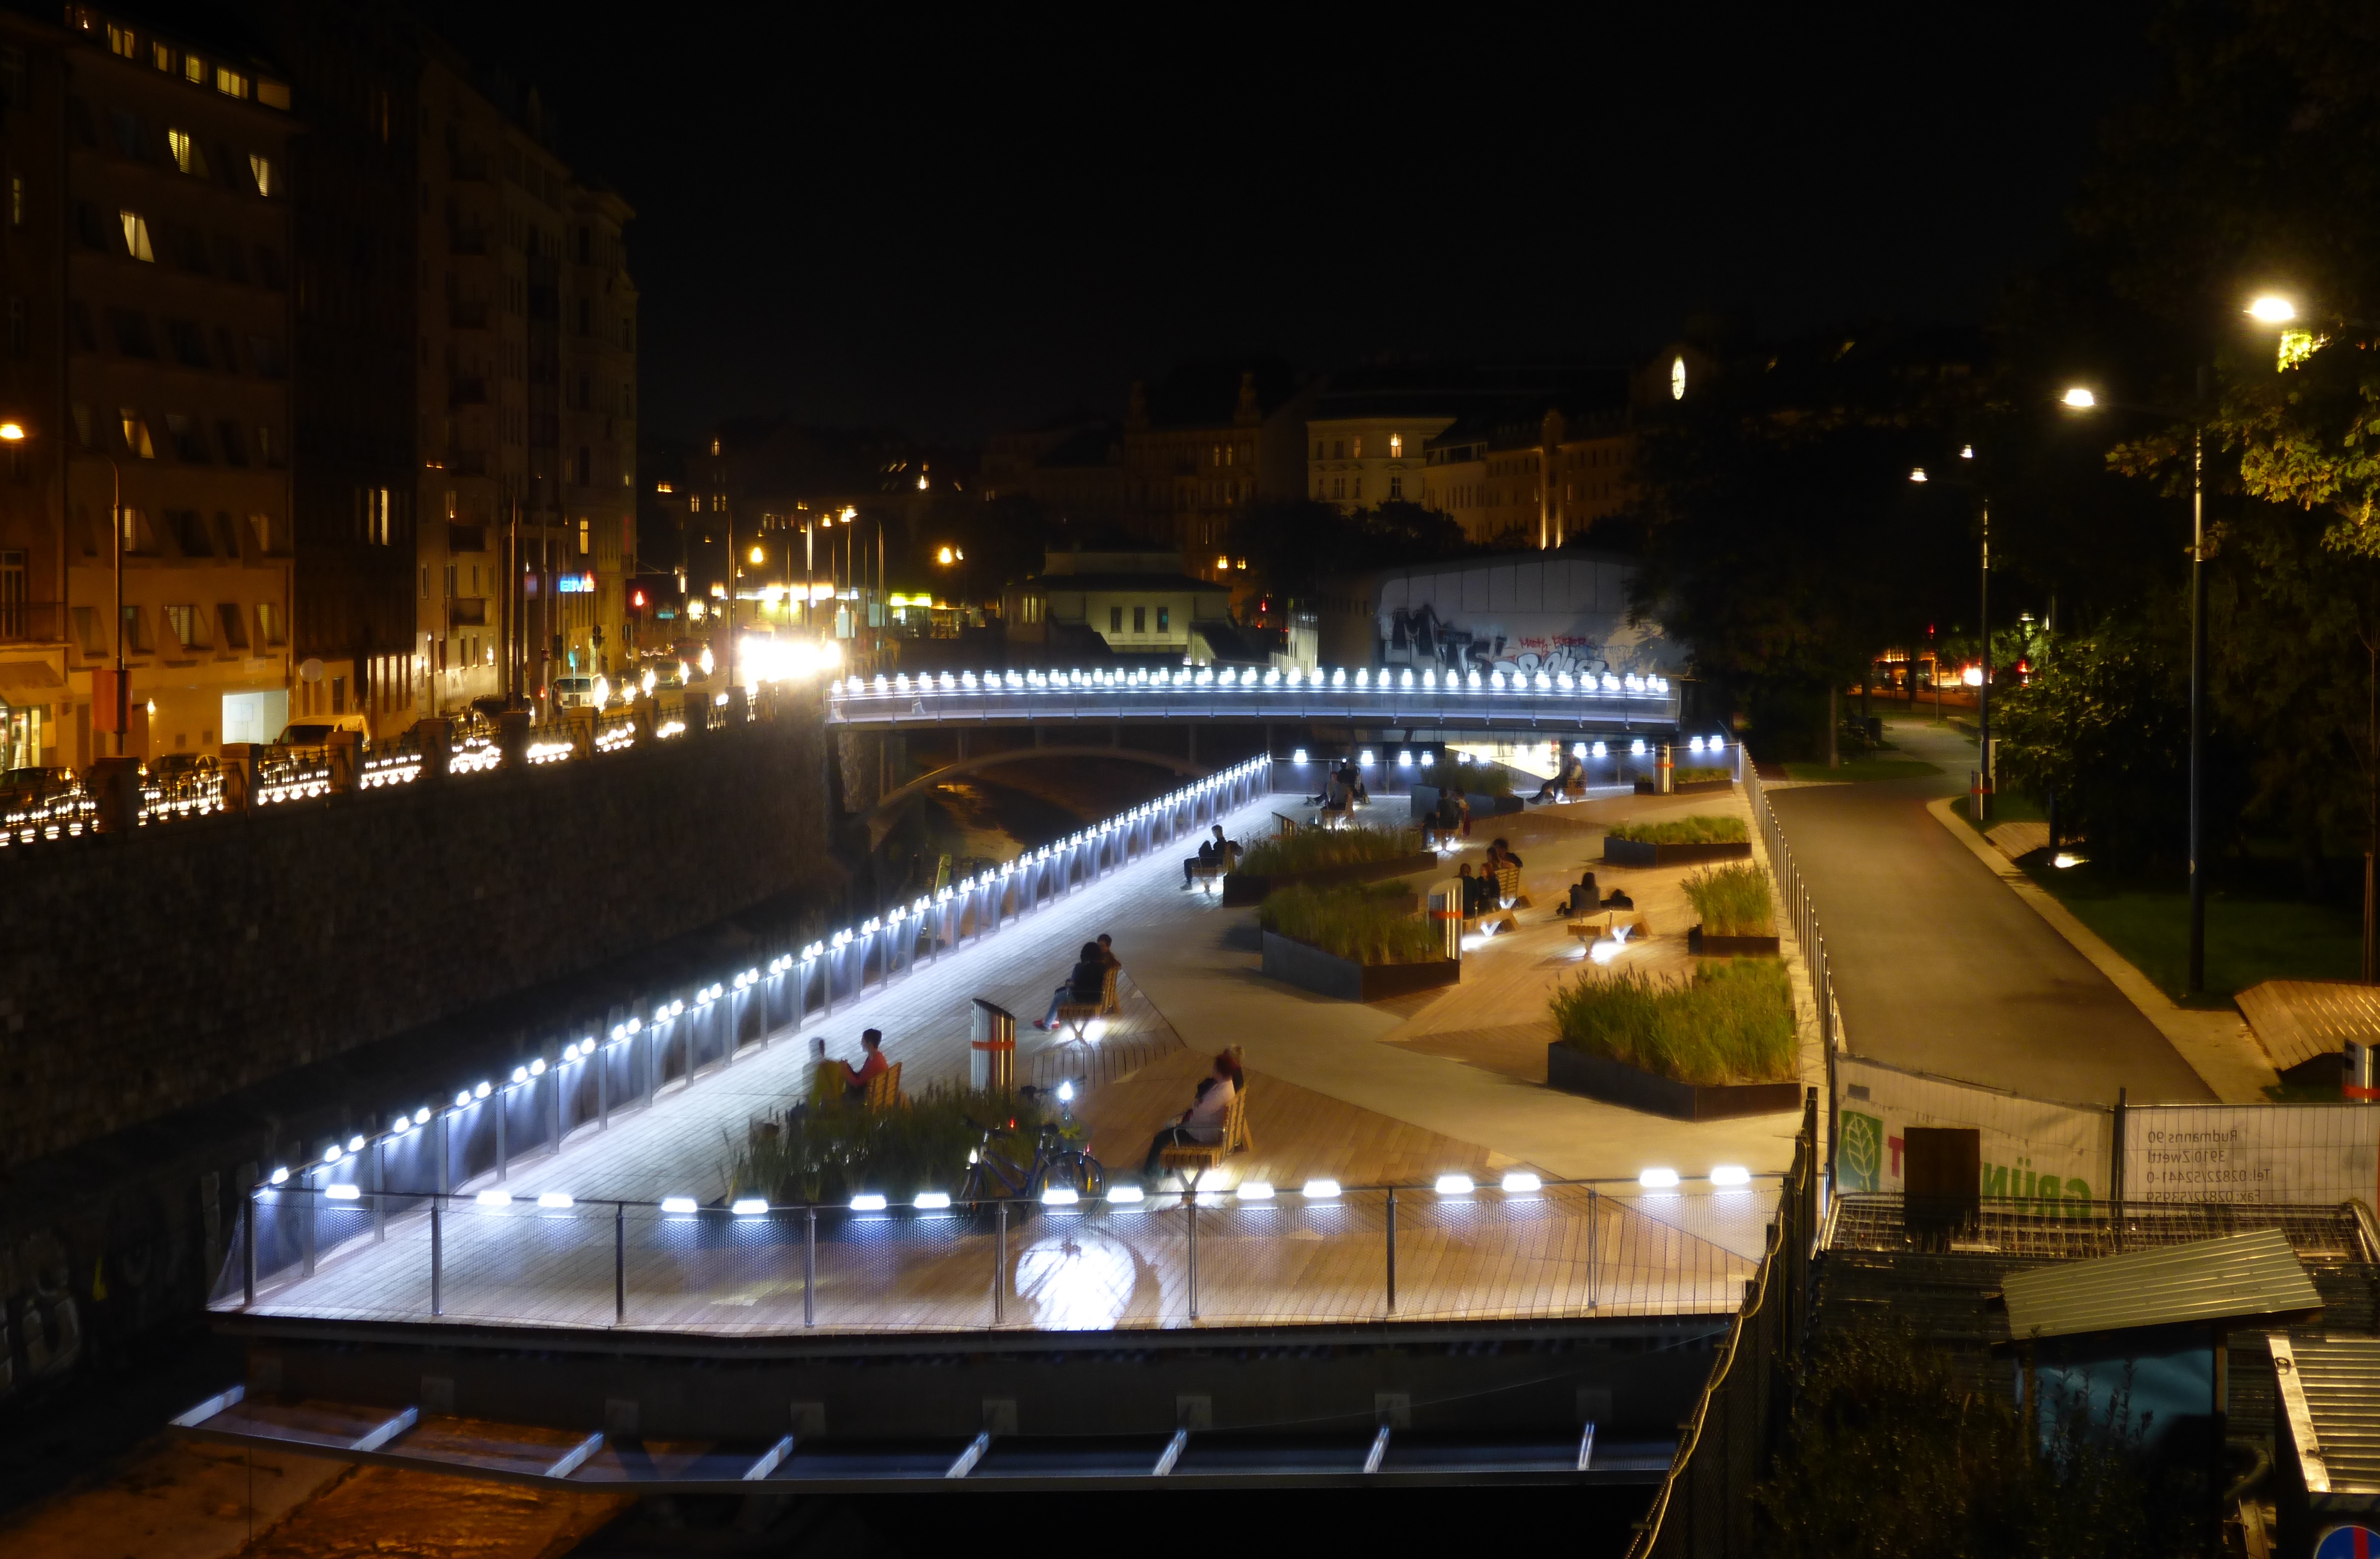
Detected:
left=1766, top=721, right=2212, bottom=1105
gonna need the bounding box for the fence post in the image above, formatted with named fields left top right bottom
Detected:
left=242, top=1187, right=258, bottom=1308
left=2111, top=1088, right=2127, bottom=1252
left=993, top=1201, right=1007, bottom=1325
left=302, top=1185, right=317, bottom=1277
left=1585, top=1185, right=1598, bottom=1313
left=805, top=1206, right=817, bottom=1327
left=1187, top=1193, right=1199, bottom=1321
left=614, top=1203, right=626, bottom=1324
left=495, top=1085, right=508, bottom=1182
left=1385, top=1188, right=1398, bottom=1313
left=598, top=1039, right=610, bottom=1130
left=430, top=1195, right=444, bottom=1317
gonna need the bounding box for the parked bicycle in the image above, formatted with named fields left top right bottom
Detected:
left=956, top=1081, right=1105, bottom=1206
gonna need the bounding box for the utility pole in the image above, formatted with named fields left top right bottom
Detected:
left=2186, top=374, right=2208, bottom=997
left=1978, top=499, right=1990, bottom=824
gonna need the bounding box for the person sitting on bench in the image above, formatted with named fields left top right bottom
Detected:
left=1603, top=886, right=1634, bottom=910
left=1565, top=872, right=1601, bottom=916
left=1142, top=1050, right=1238, bottom=1179
left=1182, top=824, right=1237, bottom=888
left=1036, top=942, right=1109, bottom=1031
left=1487, top=838, right=1525, bottom=871
left=840, top=1029, right=889, bottom=1101
left=1097, top=933, right=1121, bottom=969
left=1458, top=861, right=1494, bottom=917
left=1530, top=752, right=1585, bottom=804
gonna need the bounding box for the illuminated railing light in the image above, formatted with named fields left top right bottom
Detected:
left=269, top=1167, right=290, bottom=1185
left=1041, top=1187, right=1081, bottom=1206
left=660, top=1196, right=699, bottom=1214
left=1106, top=1185, right=1145, bottom=1204
left=913, top=1191, right=952, bottom=1210
left=1710, top=1164, right=1751, bottom=1187
left=732, top=1198, right=770, bottom=1215
left=476, top=1190, right=512, bottom=1207
left=1235, top=1181, right=1276, bottom=1201
left=1301, top=1179, right=1341, bottom=1199
left=1639, top=1168, right=1681, bottom=1189
left=537, top=1191, right=573, bottom=1209
left=1434, top=1174, right=1475, bottom=1196
left=325, top=1182, right=361, bottom=1201
left=1500, top=1172, right=1543, bottom=1194
left=849, top=1193, right=888, bottom=1212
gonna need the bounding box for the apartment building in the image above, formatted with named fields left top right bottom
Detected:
left=46, top=8, right=297, bottom=763
left=413, top=49, right=636, bottom=717
left=1120, top=361, right=1309, bottom=579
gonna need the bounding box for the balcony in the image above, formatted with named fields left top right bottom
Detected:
left=0, top=601, right=64, bottom=644
left=449, top=299, right=490, bottom=330
left=448, top=377, right=489, bottom=408
left=446, top=523, right=489, bottom=555
left=449, top=227, right=490, bottom=257
left=446, top=597, right=488, bottom=629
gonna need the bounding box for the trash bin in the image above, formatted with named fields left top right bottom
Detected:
left=2348, top=1037, right=2378, bottom=1102
left=970, top=998, right=1015, bottom=1093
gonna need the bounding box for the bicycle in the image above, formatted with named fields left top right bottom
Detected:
left=955, top=1081, right=1105, bottom=1208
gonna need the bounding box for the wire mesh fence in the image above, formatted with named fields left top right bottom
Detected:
left=212, top=1175, right=1776, bottom=1334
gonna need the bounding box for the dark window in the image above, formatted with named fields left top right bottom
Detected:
left=252, top=246, right=284, bottom=290
left=211, top=512, right=240, bottom=558
left=5, top=297, right=23, bottom=359
left=1108, top=606, right=1121, bottom=633
left=72, top=201, right=110, bottom=249
left=213, top=235, right=247, bottom=283
left=214, top=326, right=238, bottom=372
left=165, top=415, right=208, bottom=464
left=1157, top=605, right=1170, bottom=633
left=168, top=224, right=208, bottom=273
left=1132, top=606, right=1146, bottom=634
left=163, top=318, right=208, bottom=368
left=246, top=335, right=285, bottom=378
left=108, top=109, right=147, bottom=161
left=215, top=420, right=247, bottom=466
left=0, top=45, right=25, bottom=112
left=65, top=97, right=95, bottom=148
left=108, top=308, right=155, bottom=357
left=166, top=508, right=210, bottom=554
left=216, top=602, right=248, bottom=648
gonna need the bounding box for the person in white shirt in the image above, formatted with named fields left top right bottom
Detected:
left=1142, top=1052, right=1238, bottom=1180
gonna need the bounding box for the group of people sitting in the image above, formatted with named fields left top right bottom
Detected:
left=1451, top=838, right=1526, bottom=916
left=1036, top=933, right=1121, bottom=1030
left=1563, top=871, right=1633, bottom=916
left=1529, top=751, right=1589, bottom=804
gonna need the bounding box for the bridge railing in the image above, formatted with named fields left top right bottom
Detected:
left=826, top=665, right=1682, bottom=731
left=215, top=756, right=1275, bottom=1218
left=1741, top=762, right=1846, bottom=1184
left=214, top=1169, right=1778, bottom=1333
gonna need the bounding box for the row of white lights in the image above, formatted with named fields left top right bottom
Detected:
left=1290, top=734, right=1731, bottom=766
left=841, top=666, right=1672, bottom=697
left=263, top=758, right=1265, bottom=1186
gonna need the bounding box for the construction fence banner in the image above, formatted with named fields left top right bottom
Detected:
left=1834, top=1054, right=2111, bottom=1211
left=2122, top=1104, right=2380, bottom=1207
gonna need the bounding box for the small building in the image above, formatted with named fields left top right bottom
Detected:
left=1003, top=549, right=1230, bottom=663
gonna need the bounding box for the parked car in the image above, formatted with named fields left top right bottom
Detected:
left=273, top=713, right=371, bottom=747
left=552, top=675, right=609, bottom=711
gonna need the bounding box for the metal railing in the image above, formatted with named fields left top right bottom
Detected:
left=828, top=664, right=1682, bottom=732
left=1742, top=763, right=1846, bottom=1179
left=206, top=757, right=1272, bottom=1216
left=214, top=1172, right=1776, bottom=1334
left=138, top=759, right=226, bottom=825
left=1627, top=1096, right=1819, bottom=1558
left=0, top=773, right=97, bottom=845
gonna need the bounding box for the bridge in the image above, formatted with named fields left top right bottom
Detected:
left=824, top=664, right=1688, bottom=736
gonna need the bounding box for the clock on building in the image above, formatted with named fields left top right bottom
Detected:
left=1671, top=356, right=1687, bottom=400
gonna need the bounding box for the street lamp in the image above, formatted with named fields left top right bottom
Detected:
left=2246, top=294, right=2297, bottom=325
left=2062, top=377, right=2212, bottom=995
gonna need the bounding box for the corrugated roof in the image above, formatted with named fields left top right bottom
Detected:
left=2000, top=1227, right=2322, bottom=1341
left=2271, top=1334, right=2380, bottom=1496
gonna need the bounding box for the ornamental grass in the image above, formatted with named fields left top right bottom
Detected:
left=1415, top=757, right=1514, bottom=795
left=1259, top=882, right=1442, bottom=966
left=724, top=1083, right=1059, bottom=1205
left=1684, top=863, right=1776, bottom=937
left=1606, top=813, right=1749, bottom=845
left=1236, top=822, right=1421, bottom=876
left=1551, top=958, right=1796, bottom=1085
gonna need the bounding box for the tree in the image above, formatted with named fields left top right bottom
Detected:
left=1992, top=624, right=2199, bottom=870
left=1228, top=497, right=1468, bottom=605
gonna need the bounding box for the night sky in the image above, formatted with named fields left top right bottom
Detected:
left=426, top=5, right=2162, bottom=443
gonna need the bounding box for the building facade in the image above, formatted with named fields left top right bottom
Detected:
left=18, top=8, right=301, bottom=765
left=1119, top=362, right=1309, bottom=578
left=1003, top=549, right=1230, bottom=659
left=1305, top=415, right=1453, bottom=511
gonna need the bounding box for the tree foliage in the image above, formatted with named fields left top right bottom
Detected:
left=1231, top=497, right=1468, bottom=602
left=1992, top=626, right=2196, bottom=869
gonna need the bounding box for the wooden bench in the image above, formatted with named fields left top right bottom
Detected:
left=1494, top=862, right=1531, bottom=909
left=1569, top=909, right=1649, bottom=942
left=815, top=1058, right=906, bottom=1109
left=1157, top=1089, right=1254, bottom=1186
left=1055, top=968, right=1121, bottom=1040
left=1187, top=861, right=1227, bottom=892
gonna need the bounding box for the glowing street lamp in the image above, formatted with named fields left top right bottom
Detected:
left=2246, top=294, right=2297, bottom=325
left=2060, top=386, right=2096, bottom=410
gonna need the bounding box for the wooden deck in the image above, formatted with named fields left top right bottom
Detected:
left=2236, top=979, right=2376, bottom=1073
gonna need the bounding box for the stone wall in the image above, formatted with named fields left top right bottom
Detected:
left=0, top=709, right=835, bottom=1171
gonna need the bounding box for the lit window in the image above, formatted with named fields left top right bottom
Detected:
left=183, top=54, right=204, bottom=85
left=152, top=40, right=171, bottom=72
left=216, top=66, right=248, bottom=99
left=165, top=604, right=199, bottom=648
left=106, top=23, right=134, bottom=57
left=578, top=518, right=590, bottom=555
left=1352, top=435, right=1364, bottom=459
left=247, top=154, right=273, bottom=196
left=168, top=130, right=206, bottom=176
left=1389, top=433, right=1403, bottom=458
left=118, top=211, right=153, bottom=262
left=118, top=409, right=154, bottom=459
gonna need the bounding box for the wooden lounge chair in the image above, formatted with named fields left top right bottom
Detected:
left=863, top=1061, right=905, bottom=1111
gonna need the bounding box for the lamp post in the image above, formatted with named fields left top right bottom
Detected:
left=2062, top=380, right=2211, bottom=996
left=1914, top=446, right=1987, bottom=815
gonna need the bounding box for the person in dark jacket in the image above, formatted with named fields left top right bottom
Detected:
left=1036, top=942, right=1109, bottom=1030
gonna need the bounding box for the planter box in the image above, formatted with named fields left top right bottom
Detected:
left=1262, top=930, right=1460, bottom=1002
left=1633, top=778, right=1734, bottom=796
left=1408, top=784, right=1524, bottom=821
left=1687, top=926, right=1782, bottom=956
left=1222, top=851, right=1439, bottom=907
left=1545, top=1044, right=1802, bottom=1121
left=1602, top=838, right=1753, bottom=868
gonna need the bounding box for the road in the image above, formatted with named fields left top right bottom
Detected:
left=1767, top=720, right=2212, bottom=1105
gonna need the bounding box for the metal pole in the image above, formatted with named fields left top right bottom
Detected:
left=430, top=1195, right=444, bottom=1317
left=1385, top=1188, right=1398, bottom=1313
left=1977, top=497, right=1990, bottom=824
left=804, top=1205, right=817, bottom=1327
left=242, top=1187, right=257, bottom=1308
left=993, top=1200, right=1007, bottom=1324
left=111, top=456, right=123, bottom=754
left=1186, top=1192, right=1199, bottom=1321
left=614, top=1202, right=626, bottom=1324
left=2187, top=417, right=2206, bottom=996
left=1585, top=1185, right=1597, bottom=1313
